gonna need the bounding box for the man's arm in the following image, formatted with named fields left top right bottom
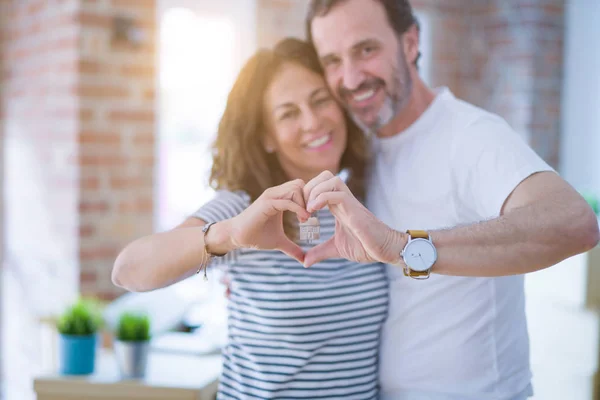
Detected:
left=392, top=171, right=599, bottom=276
left=303, top=170, right=599, bottom=276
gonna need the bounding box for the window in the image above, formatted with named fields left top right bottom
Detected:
left=156, top=0, right=256, bottom=231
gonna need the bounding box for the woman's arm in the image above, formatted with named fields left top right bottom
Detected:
left=112, top=179, right=310, bottom=292
left=111, top=217, right=235, bottom=292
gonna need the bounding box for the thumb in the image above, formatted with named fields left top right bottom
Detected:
left=303, top=237, right=339, bottom=268
left=276, top=238, right=305, bottom=264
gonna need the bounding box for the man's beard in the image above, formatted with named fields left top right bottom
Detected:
left=339, top=55, right=413, bottom=136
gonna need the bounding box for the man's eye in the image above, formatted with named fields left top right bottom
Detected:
left=362, top=46, right=375, bottom=56
left=324, top=58, right=340, bottom=68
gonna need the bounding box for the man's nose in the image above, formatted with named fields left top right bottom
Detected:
left=342, top=61, right=365, bottom=91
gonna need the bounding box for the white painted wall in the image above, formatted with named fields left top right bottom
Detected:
left=559, top=0, right=600, bottom=193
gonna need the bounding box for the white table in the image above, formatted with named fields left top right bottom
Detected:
left=34, top=349, right=222, bottom=400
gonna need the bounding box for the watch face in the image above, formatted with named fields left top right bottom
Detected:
left=403, top=238, right=437, bottom=271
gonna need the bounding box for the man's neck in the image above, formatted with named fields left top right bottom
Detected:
left=377, top=79, right=436, bottom=138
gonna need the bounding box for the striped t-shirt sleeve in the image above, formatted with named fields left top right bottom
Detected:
left=191, top=190, right=250, bottom=265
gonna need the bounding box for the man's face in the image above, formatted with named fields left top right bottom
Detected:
left=311, top=0, right=414, bottom=133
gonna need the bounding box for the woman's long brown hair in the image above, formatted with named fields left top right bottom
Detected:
left=209, top=38, right=370, bottom=239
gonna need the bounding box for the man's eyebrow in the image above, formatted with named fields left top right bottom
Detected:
left=351, top=39, right=377, bottom=51
left=319, top=52, right=339, bottom=63
left=319, top=39, right=378, bottom=62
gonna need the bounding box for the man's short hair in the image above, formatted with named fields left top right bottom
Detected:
left=306, top=0, right=421, bottom=67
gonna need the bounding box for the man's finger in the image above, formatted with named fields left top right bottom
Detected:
left=307, top=192, right=346, bottom=214
left=303, top=237, right=340, bottom=268
left=303, top=170, right=335, bottom=204
left=305, top=176, right=350, bottom=209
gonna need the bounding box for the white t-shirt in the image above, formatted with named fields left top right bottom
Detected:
left=367, top=87, right=554, bottom=400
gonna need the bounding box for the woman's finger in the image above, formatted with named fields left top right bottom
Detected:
left=303, top=236, right=340, bottom=268
left=270, top=199, right=311, bottom=220
left=276, top=237, right=305, bottom=264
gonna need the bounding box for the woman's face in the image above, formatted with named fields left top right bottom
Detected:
left=263, top=62, right=348, bottom=182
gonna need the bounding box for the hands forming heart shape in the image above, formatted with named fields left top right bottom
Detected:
left=226, top=171, right=402, bottom=268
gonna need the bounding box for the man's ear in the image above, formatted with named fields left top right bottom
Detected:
left=402, top=24, right=420, bottom=66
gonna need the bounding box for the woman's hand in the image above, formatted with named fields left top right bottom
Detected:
left=228, top=179, right=311, bottom=263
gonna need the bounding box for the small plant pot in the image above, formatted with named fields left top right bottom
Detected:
left=114, top=340, right=149, bottom=379
left=59, top=333, right=97, bottom=375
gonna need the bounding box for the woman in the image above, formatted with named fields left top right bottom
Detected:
left=112, top=38, right=388, bottom=399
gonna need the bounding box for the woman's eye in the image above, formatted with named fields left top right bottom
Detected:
left=280, top=110, right=296, bottom=120
left=315, top=97, right=331, bottom=106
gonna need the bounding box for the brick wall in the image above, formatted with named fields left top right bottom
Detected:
left=1, top=0, right=81, bottom=315
left=77, top=0, right=156, bottom=301
left=0, top=1, right=156, bottom=397
left=457, top=0, right=564, bottom=167
left=1, top=0, right=156, bottom=302
left=1, top=1, right=81, bottom=397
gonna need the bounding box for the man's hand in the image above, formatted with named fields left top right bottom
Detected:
left=302, top=171, right=405, bottom=267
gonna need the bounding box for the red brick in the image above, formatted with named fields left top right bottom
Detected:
left=80, top=224, right=96, bottom=237
left=27, top=1, right=45, bottom=15
left=80, top=246, right=119, bottom=261
left=92, top=291, right=122, bottom=302
left=544, top=4, right=563, bottom=15
left=80, top=108, right=95, bottom=122
left=120, top=64, right=154, bottom=78
left=132, top=132, right=153, bottom=146
left=109, top=109, right=154, bottom=122
left=111, top=0, right=156, bottom=9
left=143, top=88, right=154, bottom=100
left=80, top=200, right=110, bottom=213
left=80, top=131, right=121, bottom=145
left=119, top=198, right=153, bottom=213
left=77, top=12, right=111, bottom=28
left=80, top=154, right=127, bottom=167
left=80, top=270, right=98, bottom=283
left=79, top=84, right=129, bottom=98
left=79, top=60, right=103, bottom=74
left=110, top=176, right=148, bottom=190
left=135, top=155, right=154, bottom=167
left=81, top=176, right=101, bottom=190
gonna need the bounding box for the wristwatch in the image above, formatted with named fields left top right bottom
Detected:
left=401, top=230, right=437, bottom=279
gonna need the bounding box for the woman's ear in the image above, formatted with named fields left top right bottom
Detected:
left=263, top=135, right=276, bottom=154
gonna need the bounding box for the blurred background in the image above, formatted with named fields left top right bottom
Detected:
left=0, top=0, right=599, bottom=399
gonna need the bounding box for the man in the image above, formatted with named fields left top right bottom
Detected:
left=301, top=0, right=600, bottom=399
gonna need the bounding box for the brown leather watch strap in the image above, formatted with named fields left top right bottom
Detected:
left=406, top=229, right=429, bottom=239
left=403, top=269, right=429, bottom=278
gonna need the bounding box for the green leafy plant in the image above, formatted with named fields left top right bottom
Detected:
left=582, top=191, right=599, bottom=215
left=116, top=312, right=151, bottom=342
left=57, top=298, right=104, bottom=336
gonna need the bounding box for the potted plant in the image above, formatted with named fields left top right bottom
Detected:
left=56, top=298, right=103, bottom=375
left=114, top=312, right=151, bottom=379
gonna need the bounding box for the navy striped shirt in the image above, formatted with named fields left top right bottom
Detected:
left=194, top=190, right=388, bottom=400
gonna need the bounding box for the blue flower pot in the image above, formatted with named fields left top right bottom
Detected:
left=59, top=334, right=97, bottom=375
